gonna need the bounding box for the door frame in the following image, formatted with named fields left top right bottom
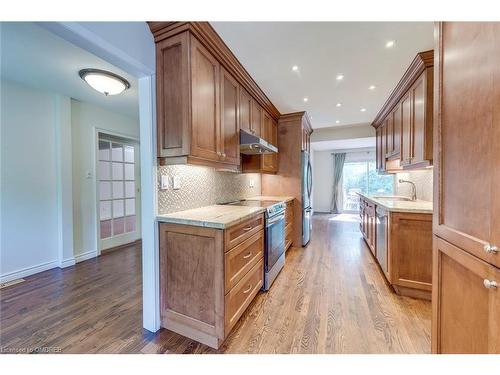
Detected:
left=94, top=128, right=140, bottom=256
left=45, top=23, right=160, bottom=332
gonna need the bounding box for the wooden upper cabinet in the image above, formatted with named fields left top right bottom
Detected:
left=220, top=67, right=240, bottom=165
left=372, top=50, right=433, bottom=171
left=149, top=22, right=281, bottom=170
left=433, top=22, right=500, bottom=269
left=190, top=36, right=221, bottom=162
left=375, top=127, right=383, bottom=171
left=433, top=237, right=500, bottom=353
left=239, top=87, right=252, bottom=134
left=250, top=99, right=262, bottom=137
left=262, top=116, right=278, bottom=172
left=400, top=91, right=412, bottom=166
left=392, top=103, right=401, bottom=157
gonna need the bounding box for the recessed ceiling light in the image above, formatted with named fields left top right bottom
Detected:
left=336, top=102, right=342, bottom=107
left=79, top=68, right=130, bottom=96
left=303, top=97, right=309, bottom=102
left=369, top=85, right=376, bottom=90
left=336, top=74, right=344, bottom=81
left=335, top=120, right=340, bottom=124
left=360, top=108, right=367, bottom=112
left=292, top=65, right=299, bottom=71
left=385, top=40, right=396, bottom=48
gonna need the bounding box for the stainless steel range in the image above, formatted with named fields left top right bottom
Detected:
left=222, top=199, right=286, bottom=291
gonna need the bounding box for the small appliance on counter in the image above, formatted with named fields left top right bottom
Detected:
left=221, top=199, right=286, bottom=291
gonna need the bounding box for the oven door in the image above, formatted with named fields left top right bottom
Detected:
left=265, top=213, right=286, bottom=272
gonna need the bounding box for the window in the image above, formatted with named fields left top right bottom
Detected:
left=342, top=159, right=393, bottom=212
left=98, top=139, right=136, bottom=239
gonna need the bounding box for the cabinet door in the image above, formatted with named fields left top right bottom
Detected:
left=220, top=67, right=240, bottom=165
left=156, top=31, right=190, bottom=158
left=380, top=124, right=387, bottom=171
left=433, top=237, right=500, bottom=353
left=411, top=73, right=426, bottom=165
left=239, top=87, right=252, bottom=134
left=190, top=36, right=220, bottom=161
left=400, top=91, right=412, bottom=166
left=434, top=22, right=500, bottom=268
left=261, top=112, right=277, bottom=172
left=376, top=127, right=382, bottom=171
left=385, top=116, right=393, bottom=157
left=392, top=103, right=401, bottom=157
left=250, top=99, right=262, bottom=137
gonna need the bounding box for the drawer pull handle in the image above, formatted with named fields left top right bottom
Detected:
left=243, top=284, right=252, bottom=294
left=484, top=244, right=498, bottom=254
left=483, top=279, right=498, bottom=289
left=243, top=226, right=253, bottom=231
left=243, top=252, right=252, bottom=259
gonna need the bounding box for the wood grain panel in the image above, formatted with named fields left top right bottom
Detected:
left=239, top=87, right=252, bottom=134
left=220, top=67, right=240, bottom=165
left=433, top=22, right=499, bottom=268
left=224, top=214, right=264, bottom=251
left=250, top=99, right=262, bottom=137
left=156, top=32, right=190, bottom=157
left=400, top=92, right=412, bottom=166
left=432, top=237, right=500, bottom=353
left=190, top=36, right=220, bottom=161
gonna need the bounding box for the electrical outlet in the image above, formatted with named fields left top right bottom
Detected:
left=172, top=176, right=181, bottom=190
left=249, top=179, right=254, bottom=188
left=160, top=175, right=169, bottom=190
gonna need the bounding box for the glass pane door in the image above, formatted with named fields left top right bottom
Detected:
left=99, top=139, right=137, bottom=240
left=342, top=160, right=394, bottom=212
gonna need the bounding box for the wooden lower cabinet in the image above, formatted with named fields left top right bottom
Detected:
left=432, top=237, right=500, bottom=353
left=159, top=213, right=264, bottom=349
left=359, top=196, right=432, bottom=300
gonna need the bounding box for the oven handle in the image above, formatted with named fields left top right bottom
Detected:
left=266, top=213, right=285, bottom=227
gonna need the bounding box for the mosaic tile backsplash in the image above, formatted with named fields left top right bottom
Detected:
left=395, top=169, right=433, bottom=202
left=157, top=165, right=262, bottom=214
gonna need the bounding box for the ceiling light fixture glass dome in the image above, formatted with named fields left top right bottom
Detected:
left=79, top=68, right=130, bottom=96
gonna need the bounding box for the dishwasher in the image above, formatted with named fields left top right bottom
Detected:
left=376, top=206, right=388, bottom=275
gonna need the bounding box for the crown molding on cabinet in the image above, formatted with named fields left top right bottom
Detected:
left=371, top=50, right=434, bottom=129
left=148, top=22, right=281, bottom=120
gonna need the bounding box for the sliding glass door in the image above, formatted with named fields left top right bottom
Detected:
left=342, top=160, right=393, bottom=212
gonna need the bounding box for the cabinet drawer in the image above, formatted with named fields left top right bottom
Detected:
left=224, top=214, right=264, bottom=251
left=225, top=230, right=264, bottom=291
left=225, top=258, right=263, bottom=334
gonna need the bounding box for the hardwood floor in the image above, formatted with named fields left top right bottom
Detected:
left=0, top=214, right=431, bottom=354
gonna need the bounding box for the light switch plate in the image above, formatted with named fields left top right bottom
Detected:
left=172, top=176, right=181, bottom=190
left=249, top=179, right=254, bottom=188
left=160, top=175, right=169, bottom=190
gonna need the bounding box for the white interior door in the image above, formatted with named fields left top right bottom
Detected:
left=98, top=136, right=141, bottom=251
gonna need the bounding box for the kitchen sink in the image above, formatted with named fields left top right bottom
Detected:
left=373, top=196, right=413, bottom=202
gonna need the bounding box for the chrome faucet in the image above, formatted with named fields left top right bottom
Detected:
left=398, top=179, right=417, bottom=201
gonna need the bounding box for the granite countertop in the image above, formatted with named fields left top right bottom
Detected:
left=157, top=205, right=266, bottom=229
left=247, top=195, right=295, bottom=202
left=357, top=192, right=433, bottom=214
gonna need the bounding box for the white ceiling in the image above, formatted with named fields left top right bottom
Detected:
left=1, top=22, right=139, bottom=119
left=311, top=137, right=375, bottom=151
left=211, top=22, right=433, bottom=129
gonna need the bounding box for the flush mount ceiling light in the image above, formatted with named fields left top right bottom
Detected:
left=292, top=65, right=299, bottom=71
left=369, top=85, right=376, bottom=90
left=79, top=68, right=130, bottom=96
left=360, top=108, right=367, bottom=112
left=303, top=97, right=309, bottom=102
left=385, top=40, right=396, bottom=48
left=336, top=74, right=344, bottom=81
left=336, top=102, right=342, bottom=107
left=335, top=120, right=340, bottom=124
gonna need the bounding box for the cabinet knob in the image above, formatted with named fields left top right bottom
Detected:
left=217, top=151, right=221, bottom=156
left=483, top=279, right=498, bottom=289
left=222, top=153, right=226, bottom=159
left=484, top=244, right=498, bottom=254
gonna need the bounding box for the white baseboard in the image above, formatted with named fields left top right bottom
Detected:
left=59, top=257, right=76, bottom=268
left=0, top=260, right=59, bottom=284
left=74, top=249, right=98, bottom=263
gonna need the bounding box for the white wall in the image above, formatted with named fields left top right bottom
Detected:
left=312, top=150, right=334, bottom=213
left=71, top=100, right=140, bottom=259
left=1, top=80, right=61, bottom=280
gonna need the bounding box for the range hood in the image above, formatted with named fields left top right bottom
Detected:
left=239, top=129, right=278, bottom=155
